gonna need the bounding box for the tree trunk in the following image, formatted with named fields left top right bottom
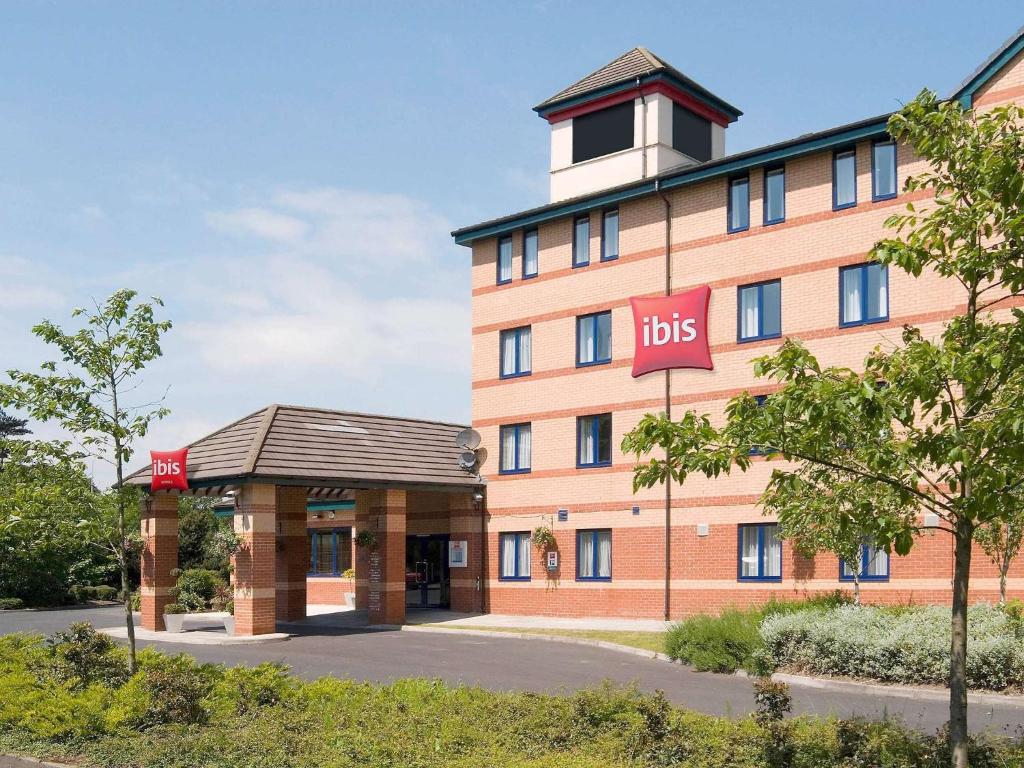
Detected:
left=853, top=574, right=861, bottom=606
left=949, top=516, right=973, bottom=768
left=999, top=560, right=1008, bottom=606
left=120, top=545, right=136, bottom=673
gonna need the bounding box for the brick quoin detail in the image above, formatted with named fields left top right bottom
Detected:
left=275, top=485, right=309, bottom=622
left=140, top=493, right=179, bottom=632
left=358, top=489, right=407, bottom=625
left=232, top=484, right=278, bottom=635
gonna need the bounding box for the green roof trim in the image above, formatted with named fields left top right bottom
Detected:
left=307, top=500, right=355, bottom=512
left=452, top=115, right=890, bottom=246
left=952, top=26, right=1024, bottom=108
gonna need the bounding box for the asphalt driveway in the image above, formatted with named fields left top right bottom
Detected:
left=2, top=606, right=1022, bottom=736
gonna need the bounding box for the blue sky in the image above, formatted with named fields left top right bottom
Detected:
left=1, top=1, right=1020, bottom=485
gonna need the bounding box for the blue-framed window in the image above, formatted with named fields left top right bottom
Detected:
left=499, top=423, right=531, bottom=474
left=573, top=215, right=590, bottom=267
left=523, top=229, right=539, bottom=279
left=309, top=528, right=353, bottom=575
left=840, top=541, right=890, bottom=581
left=840, top=263, right=888, bottom=327
left=499, top=532, right=531, bottom=580
left=499, top=326, right=531, bottom=378
left=497, top=236, right=513, bottom=285
left=577, top=413, right=612, bottom=468
left=833, top=148, right=857, bottom=210
left=737, top=279, right=781, bottom=342
left=576, top=311, right=612, bottom=366
left=727, top=175, right=750, bottom=233
left=763, top=166, right=785, bottom=225
left=601, top=209, right=619, bottom=261
left=871, top=139, right=897, bottom=201
left=738, top=523, right=782, bottom=581
left=576, top=529, right=611, bottom=580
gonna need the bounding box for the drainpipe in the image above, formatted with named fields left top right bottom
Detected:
left=655, top=178, right=672, bottom=622
left=637, top=77, right=648, bottom=180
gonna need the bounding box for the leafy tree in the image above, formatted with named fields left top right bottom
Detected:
left=0, top=439, right=111, bottom=604
left=0, top=289, right=172, bottom=672
left=623, top=93, right=1024, bottom=768
left=974, top=515, right=1023, bottom=606
left=178, top=496, right=231, bottom=577
left=0, top=408, right=31, bottom=473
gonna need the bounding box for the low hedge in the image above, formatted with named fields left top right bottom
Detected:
left=759, top=604, right=1024, bottom=691
left=0, top=598, right=24, bottom=611
left=3, top=623, right=1022, bottom=767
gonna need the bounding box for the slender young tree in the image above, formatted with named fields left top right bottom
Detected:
left=623, top=93, right=1024, bottom=768
left=0, top=289, right=172, bottom=672
left=974, top=515, right=1024, bottom=605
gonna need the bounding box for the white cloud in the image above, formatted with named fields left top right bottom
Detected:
left=206, top=207, right=309, bottom=242
left=0, top=255, right=66, bottom=311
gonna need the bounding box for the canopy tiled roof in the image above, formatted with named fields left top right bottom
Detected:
left=125, top=404, right=482, bottom=491
left=534, top=46, right=740, bottom=119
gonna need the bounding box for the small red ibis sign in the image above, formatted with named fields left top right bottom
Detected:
left=150, top=448, right=188, bottom=492
left=629, top=285, right=713, bottom=377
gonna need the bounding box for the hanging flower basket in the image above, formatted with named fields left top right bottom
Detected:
left=532, top=526, right=556, bottom=551
left=354, top=529, right=378, bottom=550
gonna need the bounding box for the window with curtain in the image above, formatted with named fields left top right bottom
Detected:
left=738, top=280, right=781, bottom=342
left=499, top=326, right=531, bottom=378
left=497, top=236, right=513, bottom=284
left=728, top=176, right=749, bottom=232
left=601, top=209, right=619, bottom=261
left=840, top=263, right=888, bottom=326
left=833, top=148, right=857, bottom=209
left=308, top=528, right=352, bottom=575
left=738, top=524, right=782, bottom=581
left=576, top=311, right=611, bottom=366
left=499, top=423, right=531, bottom=474
left=763, top=166, right=785, bottom=224
left=841, top=541, right=890, bottom=581
left=523, top=229, right=538, bottom=278
left=499, top=532, right=531, bottom=580
left=577, top=413, right=612, bottom=467
left=872, top=139, right=897, bottom=200
left=577, top=529, right=611, bottom=580
left=573, top=216, right=590, bottom=267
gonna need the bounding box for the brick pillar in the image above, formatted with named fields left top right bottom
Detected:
left=140, top=493, right=179, bottom=631
left=449, top=492, right=484, bottom=613
left=354, top=502, right=369, bottom=609
left=357, top=489, right=406, bottom=625
left=275, top=486, right=309, bottom=622
left=232, top=483, right=277, bottom=635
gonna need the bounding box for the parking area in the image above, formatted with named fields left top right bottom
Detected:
left=2, top=605, right=1023, bottom=735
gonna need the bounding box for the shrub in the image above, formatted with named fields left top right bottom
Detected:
left=0, top=597, right=24, bottom=610
left=93, top=585, right=117, bottom=601
left=665, top=608, right=763, bottom=673
left=759, top=603, right=1024, bottom=690
left=752, top=679, right=791, bottom=725
left=172, top=568, right=225, bottom=612
left=163, top=603, right=186, bottom=615
left=108, top=652, right=215, bottom=729
left=47, top=622, right=129, bottom=689
left=208, top=662, right=297, bottom=717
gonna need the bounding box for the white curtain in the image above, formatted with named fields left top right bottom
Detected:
left=578, top=533, right=595, bottom=578
left=597, top=532, right=612, bottom=578
left=763, top=526, right=781, bottom=578
left=500, top=427, right=516, bottom=471
left=579, top=418, right=595, bottom=464
left=842, top=269, right=862, bottom=324
left=741, top=288, right=759, bottom=339
left=498, top=239, right=512, bottom=282
left=518, top=328, right=531, bottom=372
left=868, top=266, right=888, bottom=319
left=740, top=527, right=758, bottom=577
left=517, top=425, right=531, bottom=470
left=866, top=543, right=888, bottom=577
left=517, top=534, right=531, bottom=577
left=501, top=535, right=516, bottom=578
left=524, top=230, right=538, bottom=275
left=578, top=319, right=595, bottom=363
left=501, top=332, right=517, bottom=375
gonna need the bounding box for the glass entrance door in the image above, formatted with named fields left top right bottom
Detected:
left=405, top=534, right=450, bottom=609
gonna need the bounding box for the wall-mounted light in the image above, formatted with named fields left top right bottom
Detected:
left=696, top=523, right=710, bottom=537
left=327, top=510, right=336, bottom=520
left=557, top=508, right=568, bottom=522
left=631, top=506, right=640, bottom=516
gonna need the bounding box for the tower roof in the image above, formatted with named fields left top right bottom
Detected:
left=534, top=46, right=741, bottom=121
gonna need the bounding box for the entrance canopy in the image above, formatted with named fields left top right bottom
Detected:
left=124, top=403, right=484, bottom=494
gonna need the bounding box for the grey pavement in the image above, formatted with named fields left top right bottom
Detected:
left=2, top=606, right=1022, bottom=737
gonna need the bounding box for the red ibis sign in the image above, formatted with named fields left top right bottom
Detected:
left=150, top=448, right=188, bottom=492
left=629, top=285, right=713, bottom=377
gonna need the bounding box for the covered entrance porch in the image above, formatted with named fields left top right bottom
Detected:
left=126, top=404, right=485, bottom=636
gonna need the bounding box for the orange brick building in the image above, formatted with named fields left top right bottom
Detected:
left=452, top=30, right=1024, bottom=619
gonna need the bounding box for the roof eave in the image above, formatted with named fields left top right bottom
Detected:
left=951, top=25, right=1024, bottom=107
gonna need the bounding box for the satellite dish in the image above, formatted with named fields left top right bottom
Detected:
left=458, top=451, right=478, bottom=470
left=455, top=428, right=481, bottom=451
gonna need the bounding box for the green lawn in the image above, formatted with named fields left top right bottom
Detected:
left=426, top=625, right=666, bottom=654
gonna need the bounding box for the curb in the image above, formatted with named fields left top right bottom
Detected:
left=770, top=672, right=1024, bottom=708
left=0, top=754, right=75, bottom=768
left=400, top=625, right=673, bottom=662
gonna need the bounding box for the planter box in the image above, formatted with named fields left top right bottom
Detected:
left=344, top=593, right=356, bottom=609
left=163, top=613, right=185, bottom=633
left=222, top=615, right=235, bottom=635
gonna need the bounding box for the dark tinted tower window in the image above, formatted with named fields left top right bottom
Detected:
left=572, top=102, right=634, bottom=163
left=672, top=104, right=712, bottom=162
